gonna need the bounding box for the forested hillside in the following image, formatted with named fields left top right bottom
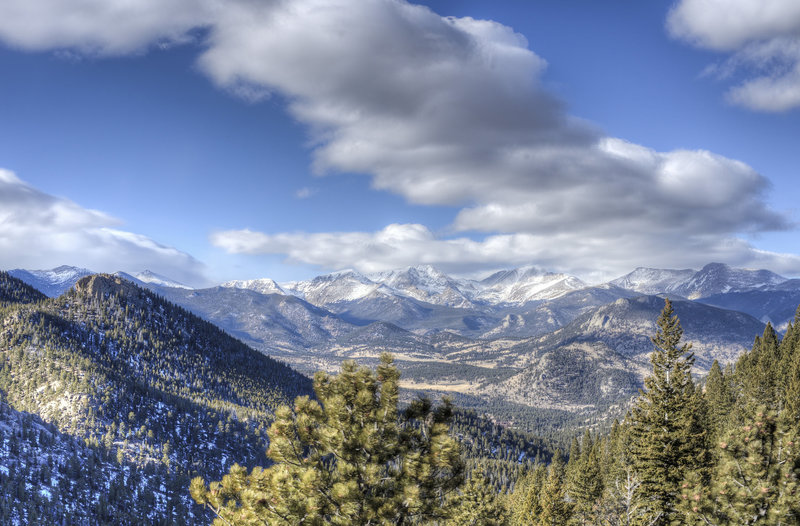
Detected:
left=509, top=300, right=800, bottom=525
left=0, top=272, right=312, bottom=523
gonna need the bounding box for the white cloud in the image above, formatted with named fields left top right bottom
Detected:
left=0, top=169, right=206, bottom=285
left=667, top=0, right=800, bottom=51
left=0, top=0, right=795, bottom=277
left=0, top=0, right=217, bottom=55
left=668, top=0, right=800, bottom=111
left=211, top=223, right=800, bottom=280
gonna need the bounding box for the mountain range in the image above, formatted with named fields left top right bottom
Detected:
left=8, top=261, right=798, bottom=435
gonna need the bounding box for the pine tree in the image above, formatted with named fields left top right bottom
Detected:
left=446, top=468, right=510, bottom=526
left=680, top=406, right=800, bottom=525
left=567, top=431, right=603, bottom=525
left=627, top=298, right=707, bottom=525
left=737, top=324, right=782, bottom=410
left=509, top=464, right=546, bottom=526
left=191, top=354, right=465, bottom=525
left=703, top=360, right=735, bottom=441
left=601, top=420, right=646, bottom=526
left=537, top=451, right=572, bottom=526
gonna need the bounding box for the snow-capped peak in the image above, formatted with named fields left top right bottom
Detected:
left=221, top=278, right=285, bottom=295
left=281, top=270, right=380, bottom=304
left=474, top=266, right=586, bottom=304
left=609, top=267, right=696, bottom=295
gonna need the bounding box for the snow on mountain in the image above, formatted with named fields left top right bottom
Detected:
left=281, top=270, right=386, bottom=304
left=370, top=265, right=476, bottom=308
left=8, top=265, right=94, bottom=297
left=114, top=270, right=192, bottom=290
left=609, top=267, right=696, bottom=295
left=475, top=266, right=586, bottom=304
left=222, top=278, right=285, bottom=295
left=132, top=270, right=192, bottom=289
left=610, top=263, right=789, bottom=299
left=673, top=263, right=787, bottom=299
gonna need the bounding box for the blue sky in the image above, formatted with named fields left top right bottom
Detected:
left=0, top=0, right=799, bottom=286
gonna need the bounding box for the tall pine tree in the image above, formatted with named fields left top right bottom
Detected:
left=628, top=299, right=707, bottom=525
left=191, top=354, right=464, bottom=525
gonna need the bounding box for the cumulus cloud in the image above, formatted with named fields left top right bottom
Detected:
left=0, top=169, right=206, bottom=285
left=668, top=0, right=800, bottom=111
left=0, top=0, right=795, bottom=277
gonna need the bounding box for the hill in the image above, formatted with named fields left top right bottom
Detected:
left=0, top=273, right=312, bottom=523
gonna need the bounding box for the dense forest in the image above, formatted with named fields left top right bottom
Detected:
left=196, top=299, right=800, bottom=525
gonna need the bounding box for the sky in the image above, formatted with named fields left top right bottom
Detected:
left=0, top=0, right=799, bottom=286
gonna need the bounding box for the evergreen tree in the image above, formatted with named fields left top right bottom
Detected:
left=446, top=468, right=510, bottom=526
left=509, top=464, right=546, bottom=526
left=680, top=406, right=800, bottom=525
left=566, top=430, right=603, bottom=525
left=537, top=451, right=572, bottom=526
left=191, top=354, right=465, bottom=525
left=736, top=324, right=782, bottom=410
left=601, top=420, right=647, bottom=526
left=779, top=310, right=800, bottom=427
left=703, top=360, right=735, bottom=441
left=627, top=299, right=707, bottom=525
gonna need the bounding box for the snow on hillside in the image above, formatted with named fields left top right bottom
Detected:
left=475, top=266, right=586, bottom=304
left=133, top=270, right=192, bottom=289
left=609, top=267, right=696, bottom=295
left=222, top=278, right=285, bottom=295
left=8, top=265, right=94, bottom=297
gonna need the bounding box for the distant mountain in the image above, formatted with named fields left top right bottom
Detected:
left=610, top=267, right=696, bottom=296
left=282, top=269, right=384, bottom=304
left=610, top=262, right=788, bottom=299
left=476, top=266, right=586, bottom=304
left=519, top=295, right=766, bottom=369
left=8, top=265, right=192, bottom=297
left=698, top=290, right=800, bottom=329
left=488, top=295, right=767, bottom=411
left=479, top=284, right=638, bottom=339
left=222, top=277, right=285, bottom=295
left=278, top=264, right=587, bottom=311
left=157, top=285, right=360, bottom=350
left=129, top=269, right=192, bottom=289
left=673, top=262, right=786, bottom=299
left=371, top=265, right=476, bottom=308
left=8, top=264, right=93, bottom=296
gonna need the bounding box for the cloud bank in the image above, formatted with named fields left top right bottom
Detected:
left=0, top=169, right=206, bottom=284
left=211, top=223, right=800, bottom=280
left=668, top=0, right=800, bottom=112
left=0, top=0, right=796, bottom=278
